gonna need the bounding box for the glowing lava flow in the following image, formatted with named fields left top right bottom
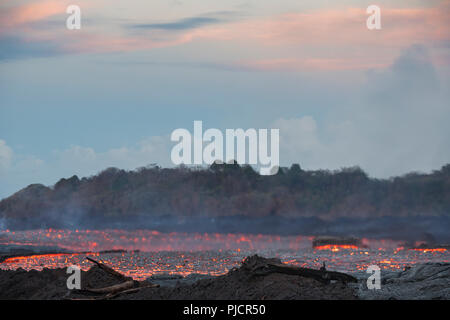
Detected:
left=410, top=248, right=447, bottom=253
left=1, top=229, right=449, bottom=279
left=0, top=229, right=316, bottom=252
left=314, top=245, right=359, bottom=252
left=2, top=252, right=97, bottom=264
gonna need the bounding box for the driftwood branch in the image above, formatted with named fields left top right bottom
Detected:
left=243, top=255, right=357, bottom=284
left=84, top=280, right=135, bottom=294
left=257, top=263, right=357, bottom=284
left=86, top=257, right=129, bottom=281
left=67, top=257, right=159, bottom=300
left=68, top=283, right=160, bottom=300
left=102, top=283, right=160, bottom=300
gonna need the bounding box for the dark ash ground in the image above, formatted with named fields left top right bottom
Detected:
left=1, top=255, right=448, bottom=300
left=0, top=255, right=357, bottom=300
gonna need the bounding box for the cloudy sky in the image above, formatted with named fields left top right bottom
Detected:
left=0, top=0, right=449, bottom=198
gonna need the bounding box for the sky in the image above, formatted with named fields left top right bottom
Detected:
left=0, top=0, right=449, bottom=199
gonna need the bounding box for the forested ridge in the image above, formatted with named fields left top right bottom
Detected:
left=1, top=162, right=449, bottom=229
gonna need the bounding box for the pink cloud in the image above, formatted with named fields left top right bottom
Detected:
left=222, top=3, right=450, bottom=47
left=212, top=2, right=449, bottom=71
left=0, top=1, right=68, bottom=30
left=2, top=0, right=448, bottom=71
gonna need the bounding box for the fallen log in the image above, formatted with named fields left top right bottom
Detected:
left=68, top=283, right=160, bottom=300
left=242, top=255, right=357, bottom=284
left=86, top=256, right=130, bottom=281
left=67, top=257, right=160, bottom=300
left=103, top=283, right=160, bottom=300
left=258, top=262, right=357, bottom=284
left=84, top=280, right=135, bottom=294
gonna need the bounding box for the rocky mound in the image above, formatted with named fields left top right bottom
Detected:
left=116, top=255, right=357, bottom=300
left=354, top=262, right=450, bottom=300
left=0, top=255, right=358, bottom=300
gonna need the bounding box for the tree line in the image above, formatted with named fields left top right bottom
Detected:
left=0, top=162, right=449, bottom=227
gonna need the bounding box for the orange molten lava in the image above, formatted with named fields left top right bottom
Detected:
left=314, top=244, right=359, bottom=252
left=410, top=248, right=447, bottom=253
left=1, top=230, right=450, bottom=279
left=2, top=252, right=96, bottom=264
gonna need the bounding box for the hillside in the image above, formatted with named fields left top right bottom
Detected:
left=0, top=162, right=449, bottom=233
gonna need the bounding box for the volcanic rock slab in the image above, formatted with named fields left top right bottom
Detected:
left=353, top=262, right=450, bottom=300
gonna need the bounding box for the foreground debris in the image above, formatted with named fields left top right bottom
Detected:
left=1, top=254, right=448, bottom=300
left=68, top=257, right=159, bottom=300
left=85, top=257, right=130, bottom=282
left=0, top=255, right=358, bottom=300
left=241, top=255, right=357, bottom=284
left=114, top=255, right=358, bottom=300
left=71, top=255, right=358, bottom=299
